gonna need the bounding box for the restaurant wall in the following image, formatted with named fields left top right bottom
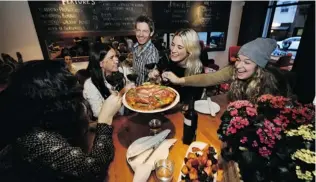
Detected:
left=0, top=1, right=43, bottom=61
left=0, top=1, right=243, bottom=69
left=207, top=1, right=244, bottom=69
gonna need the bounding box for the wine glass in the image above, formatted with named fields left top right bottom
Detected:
left=145, top=63, right=157, bottom=70
left=126, top=74, right=138, bottom=83
left=106, top=73, right=126, bottom=92
left=126, top=67, right=138, bottom=83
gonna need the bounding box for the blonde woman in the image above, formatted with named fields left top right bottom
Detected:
left=162, top=38, right=292, bottom=104
left=149, top=28, right=204, bottom=104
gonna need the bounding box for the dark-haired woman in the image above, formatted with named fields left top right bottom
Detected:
left=84, top=44, right=134, bottom=118
left=0, top=60, right=121, bottom=182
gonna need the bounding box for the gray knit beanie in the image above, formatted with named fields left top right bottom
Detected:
left=238, top=38, right=277, bottom=68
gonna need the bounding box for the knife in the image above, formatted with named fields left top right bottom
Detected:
left=127, top=129, right=170, bottom=159
left=142, top=137, right=165, bottom=164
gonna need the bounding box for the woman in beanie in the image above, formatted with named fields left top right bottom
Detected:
left=162, top=38, right=292, bottom=103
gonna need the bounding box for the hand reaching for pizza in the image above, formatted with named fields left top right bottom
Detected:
left=162, top=71, right=183, bottom=85
left=148, top=69, right=162, bottom=84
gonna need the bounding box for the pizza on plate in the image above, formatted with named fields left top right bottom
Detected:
left=125, top=84, right=177, bottom=111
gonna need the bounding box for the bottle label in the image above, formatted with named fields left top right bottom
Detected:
left=184, top=118, right=192, bottom=126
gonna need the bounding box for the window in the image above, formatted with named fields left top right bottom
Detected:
left=281, top=1, right=290, bottom=13
left=262, top=0, right=312, bottom=61
left=281, top=7, right=289, bottom=13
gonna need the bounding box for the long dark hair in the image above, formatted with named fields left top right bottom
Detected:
left=87, top=43, right=113, bottom=98
left=0, top=60, right=89, bottom=150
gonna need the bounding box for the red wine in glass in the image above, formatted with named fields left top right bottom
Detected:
left=127, top=74, right=138, bottom=83
left=145, top=63, right=157, bottom=70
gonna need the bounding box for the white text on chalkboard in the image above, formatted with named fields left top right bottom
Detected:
left=62, top=0, right=95, bottom=5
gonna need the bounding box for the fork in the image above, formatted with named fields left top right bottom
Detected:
left=142, top=138, right=165, bottom=164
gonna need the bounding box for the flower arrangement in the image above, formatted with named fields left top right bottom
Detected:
left=218, top=94, right=315, bottom=182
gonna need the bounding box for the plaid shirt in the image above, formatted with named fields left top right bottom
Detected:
left=132, top=40, right=159, bottom=85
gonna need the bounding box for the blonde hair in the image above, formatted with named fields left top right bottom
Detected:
left=173, top=29, right=203, bottom=76
left=228, top=66, right=279, bottom=103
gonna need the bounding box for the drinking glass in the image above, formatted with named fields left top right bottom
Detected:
left=148, top=119, right=162, bottom=135
left=154, top=159, right=174, bottom=182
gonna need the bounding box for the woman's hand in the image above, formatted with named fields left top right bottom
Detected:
left=148, top=69, right=161, bottom=84
left=119, top=82, right=136, bottom=96
left=161, top=71, right=185, bottom=85
left=98, top=93, right=122, bottom=125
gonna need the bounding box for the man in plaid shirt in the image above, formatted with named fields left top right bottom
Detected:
left=132, top=15, right=159, bottom=85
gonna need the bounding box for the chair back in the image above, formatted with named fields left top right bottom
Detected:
left=276, top=55, right=291, bottom=67
left=228, top=46, right=241, bottom=63
left=75, top=69, right=90, bottom=86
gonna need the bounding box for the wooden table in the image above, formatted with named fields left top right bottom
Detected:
left=95, top=94, right=228, bottom=182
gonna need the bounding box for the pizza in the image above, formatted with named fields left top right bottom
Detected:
left=125, top=83, right=177, bottom=111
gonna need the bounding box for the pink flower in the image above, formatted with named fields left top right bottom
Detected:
left=230, top=109, right=238, bottom=116
left=252, top=140, right=258, bottom=147
left=259, top=147, right=272, bottom=157
left=240, top=137, right=248, bottom=144
left=246, top=107, right=257, bottom=116
left=227, top=127, right=237, bottom=134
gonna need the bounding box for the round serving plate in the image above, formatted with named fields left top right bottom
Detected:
left=122, top=86, right=180, bottom=114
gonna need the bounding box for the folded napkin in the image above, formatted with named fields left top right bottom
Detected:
left=207, top=97, right=216, bottom=117
left=127, top=129, right=171, bottom=159
left=130, top=139, right=177, bottom=182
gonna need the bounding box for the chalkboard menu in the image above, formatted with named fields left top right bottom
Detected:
left=152, top=1, right=231, bottom=32
left=28, top=1, right=151, bottom=34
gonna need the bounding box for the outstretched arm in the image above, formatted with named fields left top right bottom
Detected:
left=162, top=66, right=234, bottom=87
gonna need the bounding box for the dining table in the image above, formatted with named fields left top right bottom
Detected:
left=89, top=94, right=229, bottom=182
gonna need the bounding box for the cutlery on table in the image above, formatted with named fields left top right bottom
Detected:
left=127, top=129, right=170, bottom=162
left=142, top=137, right=165, bottom=164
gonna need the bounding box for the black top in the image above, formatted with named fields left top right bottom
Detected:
left=0, top=124, right=114, bottom=182
left=167, top=62, right=204, bottom=104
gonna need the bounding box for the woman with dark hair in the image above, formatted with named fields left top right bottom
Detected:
left=84, top=43, right=134, bottom=118
left=0, top=60, right=122, bottom=182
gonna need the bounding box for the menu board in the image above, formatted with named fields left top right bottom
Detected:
left=28, top=1, right=151, bottom=34
left=152, top=1, right=231, bottom=32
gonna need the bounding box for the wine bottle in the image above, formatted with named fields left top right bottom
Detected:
left=182, top=97, right=198, bottom=145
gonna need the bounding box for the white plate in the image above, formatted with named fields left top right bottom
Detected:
left=126, top=136, right=170, bottom=171
left=177, top=141, right=217, bottom=182
left=122, top=87, right=180, bottom=113
left=194, top=100, right=220, bottom=115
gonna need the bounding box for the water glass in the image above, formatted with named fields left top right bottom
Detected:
left=154, top=159, right=174, bottom=182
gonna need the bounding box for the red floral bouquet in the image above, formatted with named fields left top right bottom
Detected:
left=218, top=94, right=315, bottom=182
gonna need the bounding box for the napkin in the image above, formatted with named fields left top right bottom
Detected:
left=129, top=139, right=177, bottom=182
left=127, top=129, right=171, bottom=158
left=207, top=97, right=216, bottom=117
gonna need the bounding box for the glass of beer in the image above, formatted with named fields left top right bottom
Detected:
left=154, top=159, right=174, bottom=182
